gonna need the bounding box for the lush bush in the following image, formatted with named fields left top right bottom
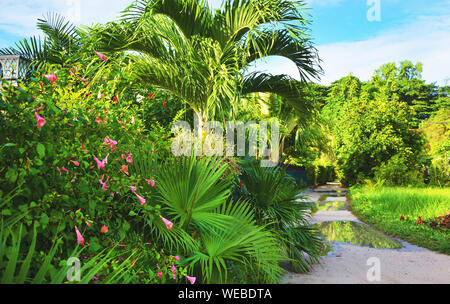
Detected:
left=315, top=165, right=336, bottom=185
left=323, top=75, right=425, bottom=186
left=0, top=58, right=188, bottom=283
left=373, top=154, right=424, bottom=186
left=1, top=59, right=151, bottom=253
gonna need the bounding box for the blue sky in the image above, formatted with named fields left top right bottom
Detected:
left=1, top=0, right=449, bottom=85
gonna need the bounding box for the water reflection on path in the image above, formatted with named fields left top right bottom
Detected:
left=314, top=221, right=403, bottom=249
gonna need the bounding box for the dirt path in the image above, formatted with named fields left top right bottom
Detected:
left=283, top=184, right=450, bottom=284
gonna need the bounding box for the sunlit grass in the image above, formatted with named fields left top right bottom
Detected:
left=350, top=186, right=450, bottom=254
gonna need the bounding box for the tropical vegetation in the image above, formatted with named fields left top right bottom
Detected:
left=0, top=0, right=449, bottom=285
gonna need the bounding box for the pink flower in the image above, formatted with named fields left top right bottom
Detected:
left=57, top=167, right=69, bottom=175
left=61, top=167, right=69, bottom=174
left=161, top=216, right=173, bottom=231
left=99, top=175, right=110, bottom=191
left=172, top=264, right=176, bottom=280
left=86, top=222, right=91, bottom=227
left=135, top=193, right=146, bottom=205
left=145, top=179, right=156, bottom=187
left=129, top=186, right=137, bottom=193
left=93, top=154, right=109, bottom=170
left=126, top=152, right=133, bottom=164
left=186, top=276, right=196, bottom=284
left=95, top=118, right=102, bottom=124
left=131, top=116, right=135, bottom=124
left=121, top=165, right=129, bottom=176
left=71, top=160, right=80, bottom=167
left=97, top=91, right=102, bottom=99
left=96, top=52, right=107, bottom=61
left=78, top=76, right=88, bottom=86
left=157, top=272, right=162, bottom=279
left=44, top=74, right=57, bottom=83
left=103, top=136, right=118, bottom=149
left=174, top=256, right=180, bottom=261
left=35, top=113, right=46, bottom=129
left=75, top=228, right=84, bottom=246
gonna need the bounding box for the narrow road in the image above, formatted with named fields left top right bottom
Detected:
left=282, top=183, right=450, bottom=284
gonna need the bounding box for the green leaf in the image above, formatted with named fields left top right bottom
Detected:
left=1, top=209, right=12, bottom=216
left=36, top=143, right=46, bottom=159
left=40, top=213, right=49, bottom=227
left=5, top=167, right=18, bottom=183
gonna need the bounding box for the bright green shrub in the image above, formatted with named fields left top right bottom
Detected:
left=323, top=75, right=425, bottom=186
left=0, top=59, right=169, bottom=259
left=373, top=154, right=424, bottom=186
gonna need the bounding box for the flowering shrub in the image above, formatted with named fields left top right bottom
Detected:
left=0, top=58, right=169, bottom=261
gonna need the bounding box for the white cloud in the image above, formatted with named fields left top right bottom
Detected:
left=316, top=15, right=450, bottom=85
left=0, top=0, right=224, bottom=40
left=249, top=13, right=450, bottom=86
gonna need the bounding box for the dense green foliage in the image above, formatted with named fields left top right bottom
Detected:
left=315, top=61, right=449, bottom=186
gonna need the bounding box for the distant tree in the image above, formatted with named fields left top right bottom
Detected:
left=420, top=108, right=450, bottom=160
left=370, top=60, right=441, bottom=124
left=322, top=73, right=425, bottom=186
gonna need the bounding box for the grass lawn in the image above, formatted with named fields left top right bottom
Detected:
left=349, top=186, right=450, bottom=254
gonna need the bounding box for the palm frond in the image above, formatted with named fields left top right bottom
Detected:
left=123, top=0, right=214, bottom=39
left=37, top=12, right=79, bottom=53
left=0, top=36, right=49, bottom=65
left=156, top=156, right=232, bottom=232
left=240, top=72, right=314, bottom=123
left=186, top=200, right=285, bottom=283
left=244, top=29, right=322, bottom=82
left=238, top=163, right=324, bottom=273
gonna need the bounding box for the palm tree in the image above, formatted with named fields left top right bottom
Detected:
left=96, top=0, right=321, bottom=123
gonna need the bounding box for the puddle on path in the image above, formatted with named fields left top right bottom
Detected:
left=317, top=201, right=347, bottom=211
left=314, top=221, right=403, bottom=249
